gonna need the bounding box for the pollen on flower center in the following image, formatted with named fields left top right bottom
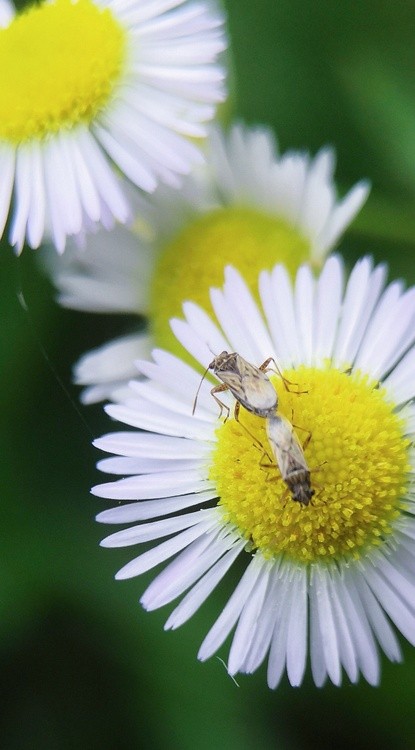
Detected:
left=0, top=0, right=126, bottom=143
left=209, top=367, right=410, bottom=563
left=150, top=207, right=310, bottom=354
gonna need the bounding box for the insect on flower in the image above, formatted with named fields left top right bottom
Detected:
left=265, top=414, right=314, bottom=506
left=193, top=350, right=314, bottom=504
left=193, top=351, right=281, bottom=421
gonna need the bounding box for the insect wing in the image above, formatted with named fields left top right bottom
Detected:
left=266, top=415, right=307, bottom=476
left=239, top=358, right=277, bottom=415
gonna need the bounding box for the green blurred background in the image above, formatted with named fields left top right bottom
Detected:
left=2, top=1, right=415, bottom=747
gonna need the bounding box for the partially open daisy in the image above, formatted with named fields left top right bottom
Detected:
left=1, top=0, right=226, bottom=253
left=48, top=122, right=369, bottom=401
left=93, top=256, right=415, bottom=687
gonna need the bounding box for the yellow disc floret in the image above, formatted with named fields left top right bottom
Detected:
left=210, top=367, right=411, bottom=564
left=150, top=207, right=310, bottom=353
left=0, top=0, right=126, bottom=143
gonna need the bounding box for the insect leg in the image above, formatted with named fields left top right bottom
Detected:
left=288, top=407, right=312, bottom=449
left=235, top=412, right=274, bottom=462
left=259, top=357, right=307, bottom=394
left=308, top=460, right=328, bottom=474
left=258, top=450, right=278, bottom=480
left=211, top=383, right=231, bottom=421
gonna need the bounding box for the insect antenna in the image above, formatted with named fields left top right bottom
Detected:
left=192, top=363, right=211, bottom=415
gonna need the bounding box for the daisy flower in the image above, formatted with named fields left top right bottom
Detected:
left=1, top=0, right=226, bottom=253
left=48, top=122, right=370, bottom=401
left=93, top=256, right=415, bottom=688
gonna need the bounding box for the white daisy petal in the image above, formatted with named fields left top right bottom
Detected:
left=26, top=142, right=46, bottom=249
left=181, top=301, right=230, bottom=358
left=198, top=555, right=264, bottom=662
left=170, top=316, right=224, bottom=372
left=128, top=378, right=198, bottom=416
left=317, top=180, right=370, bottom=256
left=294, top=264, right=315, bottom=365
left=241, top=567, right=282, bottom=675
left=333, top=258, right=387, bottom=366
left=313, top=255, right=344, bottom=363
left=300, top=147, right=335, bottom=244
left=275, top=152, right=308, bottom=226
left=94, top=430, right=209, bottom=459
left=76, top=128, right=130, bottom=225
left=259, top=265, right=300, bottom=366
left=97, top=455, right=202, bottom=474
left=84, top=382, right=134, bottom=405
left=266, top=567, right=296, bottom=689
left=9, top=146, right=32, bottom=252
left=142, top=530, right=229, bottom=611
left=309, top=577, right=328, bottom=688
left=357, top=289, right=415, bottom=380
left=56, top=275, right=141, bottom=313
left=115, top=514, right=217, bottom=579
left=0, top=146, right=15, bottom=238
left=93, top=121, right=158, bottom=192
left=43, top=142, right=72, bottom=253
left=93, top=469, right=210, bottom=500
left=165, top=538, right=245, bottom=630
left=332, top=568, right=380, bottom=685
left=123, top=0, right=188, bottom=25
left=0, top=0, right=14, bottom=26
left=400, top=404, right=415, bottom=437
left=351, top=572, right=402, bottom=663
left=96, top=489, right=217, bottom=524
left=227, top=561, right=272, bottom=676
left=383, top=347, right=415, bottom=406
left=66, top=134, right=101, bottom=223
left=327, top=571, right=358, bottom=683
left=135, top=348, right=216, bottom=415
left=75, top=334, right=151, bottom=386
left=209, top=287, right=259, bottom=363
left=353, top=279, right=405, bottom=374
left=136, top=3, right=223, bottom=42
left=285, top=565, right=308, bottom=687
left=311, top=566, right=341, bottom=686
left=363, top=563, right=415, bottom=647
left=372, top=549, right=415, bottom=608
left=74, top=333, right=153, bottom=404
left=223, top=266, right=276, bottom=363
left=105, top=399, right=216, bottom=440
left=101, top=508, right=207, bottom=547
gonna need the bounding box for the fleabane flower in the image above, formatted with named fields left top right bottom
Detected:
left=93, top=256, right=415, bottom=688
left=48, top=122, right=370, bottom=401
left=1, top=0, right=226, bottom=253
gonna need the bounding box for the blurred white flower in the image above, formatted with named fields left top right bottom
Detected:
left=47, top=123, right=369, bottom=401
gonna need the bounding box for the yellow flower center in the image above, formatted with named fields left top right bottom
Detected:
left=0, top=0, right=126, bottom=144
left=210, top=367, right=411, bottom=564
left=150, top=207, right=310, bottom=354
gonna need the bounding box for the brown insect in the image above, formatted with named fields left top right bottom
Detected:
left=193, top=351, right=281, bottom=421
left=192, top=350, right=314, bottom=505
left=265, top=414, right=314, bottom=506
